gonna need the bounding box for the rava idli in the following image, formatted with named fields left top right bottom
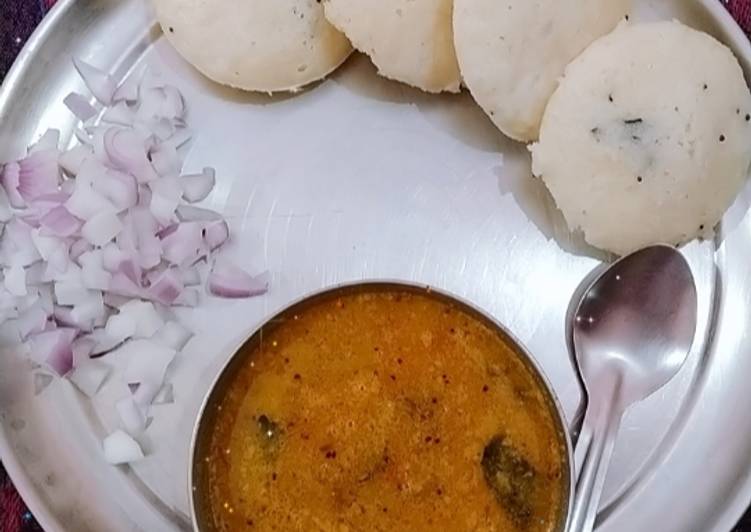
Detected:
left=531, top=21, right=751, bottom=256
left=152, top=0, right=353, bottom=93
left=453, top=0, right=631, bottom=142
left=322, top=0, right=461, bottom=93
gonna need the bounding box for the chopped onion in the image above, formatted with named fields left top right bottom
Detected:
left=208, top=261, right=269, bottom=299
left=0, top=186, right=12, bottom=223
left=72, top=58, right=116, bottom=105
left=40, top=206, right=83, bottom=238
left=103, top=128, right=158, bottom=184
left=116, top=395, right=148, bottom=435
left=28, top=328, right=77, bottom=376
left=150, top=144, right=182, bottom=177
left=118, top=300, right=164, bottom=338
left=102, top=429, right=144, bottom=465
left=147, top=268, right=183, bottom=305
left=81, top=211, right=123, bottom=246
left=101, top=102, right=135, bottom=126
left=28, top=129, right=61, bottom=154
left=0, top=57, right=273, bottom=468
left=65, top=182, right=116, bottom=221
left=160, top=222, right=206, bottom=266
left=59, top=145, right=93, bottom=177
left=16, top=150, right=61, bottom=202
left=151, top=382, right=174, bottom=405
left=104, top=312, right=137, bottom=344
left=181, top=167, right=215, bottom=203
left=67, top=359, right=110, bottom=397
left=1, top=162, right=25, bottom=208
left=204, top=220, right=229, bottom=251
left=4, top=265, right=27, bottom=296
left=64, top=92, right=98, bottom=122
left=152, top=320, right=193, bottom=351
left=120, top=339, right=176, bottom=386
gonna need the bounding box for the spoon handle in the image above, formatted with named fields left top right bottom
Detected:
left=569, top=387, right=623, bottom=532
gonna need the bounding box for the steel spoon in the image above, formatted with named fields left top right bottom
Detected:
left=568, top=245, right=698, bottom=531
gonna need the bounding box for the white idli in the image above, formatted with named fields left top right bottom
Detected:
left=531, top=21, right=751, bottom=256
left=152, top=0, right=353, bottom=93
left=453, top=0, right=631, bottom=142
left=322, top=0, right=461, bottom=93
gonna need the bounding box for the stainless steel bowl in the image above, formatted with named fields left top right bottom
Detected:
left=189, top=281, right=575, bottom=530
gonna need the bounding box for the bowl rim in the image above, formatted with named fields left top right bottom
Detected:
left=188, top=279, right=576, bottom=530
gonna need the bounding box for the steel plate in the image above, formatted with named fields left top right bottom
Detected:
left=0, top=0, right=750, bottom=530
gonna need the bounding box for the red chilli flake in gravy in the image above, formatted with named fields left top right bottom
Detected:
left=196, top=288, right=567, bottom=531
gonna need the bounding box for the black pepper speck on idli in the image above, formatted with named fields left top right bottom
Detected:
left=530, top=21, right=751, bottom=255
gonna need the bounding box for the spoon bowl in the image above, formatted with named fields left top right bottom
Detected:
left=574, top=245, right=698, bottom=406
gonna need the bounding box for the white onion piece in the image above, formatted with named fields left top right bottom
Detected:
left=162, top=127, right=193, bottom=151
left=120, top=339, right=176, bottom=386
left=71, top=290, right=104, bottom=325
left=101, top=243, right=125, bottom=273
left=151, top=320, right=193, bottom=351
left=35, top=284, right=54, bottom=314
left=4, top=265, right=27, bottom=296
left=101, top=102, right=135, bottom=126
left=59, top=145, right=92, bottom=177
left=149, top=192, right=178, bottom=226
left=151, top=382, right=174, bottom=405
left=173, top=288, right=199, bottom=307
left=175, top=205, right=222, bottom=222
left=181, top=167, right=215, bottom=203
left=1, top=162, right=25, bottom=208
left=102, top=429, right=144, bottom=465
left=0, top=186, right=12, bottom=223
left=103, top=128, right=158, bottom=184
left=72, top=58, right=116, bottom=105
left=69, top=239, right=92, bottom=262
left=81, top=211, right=123, bottom=247
left=108, top=273, right=144, bottom=299
left=93, top=170, right=138, bottom=212
left=30, top=230, right=69, bottom=275
left=118, top=300, right=164, bottom=338
left=68, top=359, right=110, bottom=397
left=116, top=396, right=148, bottom=435
left=54, top=306, right=93, bottom=332
left=79, top=250, right=111, bottom=290
left=132, top=380, right=160, bottom=409
left=64, top=92, right=98, bottom=122
left=1, top=220, right=41, bottom=267
left=160, top=222, right=205, bottom=266
left=17, top=302, right=48, bottom=340
left=150, top=144, right=182, bottom=177
left=54, top=282, right=92, bottom=306
left=28, top=328, right=77, bottom=376
left=130, top=207, right=159, bottom=249
left=87, top=328, right=124, bottom=356
left=181, top=266, right=201, bottom=286
left=65, top=182, right=116, bottom=221
left=208, top=261, right=269, bottom=299
left=71, top=336, right=96, bottom=365
left=104, top=312, right=137, bottom=344
left=204, top=220, right=229, bottom=251
left=28, top=129, right=60, bottom=154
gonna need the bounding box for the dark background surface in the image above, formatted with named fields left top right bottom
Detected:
left=1, top=0, right=751, bottom=531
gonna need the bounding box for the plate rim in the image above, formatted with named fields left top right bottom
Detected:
left=1, top=0, right=751, bottom=531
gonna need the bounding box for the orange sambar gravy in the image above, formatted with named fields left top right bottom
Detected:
left=195, top=287, right=569, bottom=531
